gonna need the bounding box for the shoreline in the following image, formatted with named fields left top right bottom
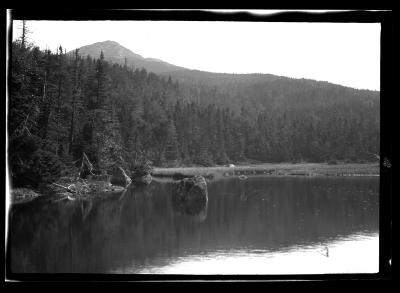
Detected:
left=152, top=163, right=380, bottom=180
left=9, top=163, right=379, bottom=204
left=9, top=179, right=128, bottom=205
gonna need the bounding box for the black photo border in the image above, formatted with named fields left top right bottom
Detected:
left=5, top=9, right=393, bottom=283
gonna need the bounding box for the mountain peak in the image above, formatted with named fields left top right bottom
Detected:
left=70, top=40, right=187, bottom=74
left=102, top=40, right=120, bottom=44
left=75, top=40, right=144, bottom=59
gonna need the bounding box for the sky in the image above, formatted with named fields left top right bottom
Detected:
left=11, top=19, right=381, bottom=91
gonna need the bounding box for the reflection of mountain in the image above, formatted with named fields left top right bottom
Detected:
left=8, top=177, right=379, bottom=273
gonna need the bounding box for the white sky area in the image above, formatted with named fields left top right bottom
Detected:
left=11, top=20, right=380, bottom=91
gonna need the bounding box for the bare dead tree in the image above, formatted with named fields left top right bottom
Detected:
left=20, top=20, right=30, bottom=48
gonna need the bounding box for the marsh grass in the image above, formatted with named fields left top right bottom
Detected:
left=153, top=163, right=379, bottom=180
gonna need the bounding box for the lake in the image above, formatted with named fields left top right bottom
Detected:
left=8, top=176, right=379, bottom=275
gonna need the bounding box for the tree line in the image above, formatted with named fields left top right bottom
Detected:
left=8, top=38, right=380, bottom=188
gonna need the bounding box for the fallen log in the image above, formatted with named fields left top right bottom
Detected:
left=51, top=182, right=77, bottom=194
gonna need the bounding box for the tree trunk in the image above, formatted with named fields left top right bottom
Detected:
left=69, top=50, right=79, bottom=154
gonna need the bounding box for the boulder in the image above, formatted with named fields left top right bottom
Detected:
left=172, top=175, right=208, bottom=222
left=173, top=175, right=208, bottom=203
left=110, top=167, right=132, bottom=187
left=79, top=152, right=94, bottom=179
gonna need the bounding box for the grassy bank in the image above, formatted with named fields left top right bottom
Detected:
left=153, top=163, right=379, bottom=180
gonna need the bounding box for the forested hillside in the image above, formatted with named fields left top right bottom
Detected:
left=8, top=39, right=380, bottom=188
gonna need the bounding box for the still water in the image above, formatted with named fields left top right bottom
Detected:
left=8, top=176, right=379, bottom=274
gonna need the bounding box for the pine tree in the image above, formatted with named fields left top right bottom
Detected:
left=68, top=49, right=80, bottom=154
left=165, top=118, right=179, bottom=162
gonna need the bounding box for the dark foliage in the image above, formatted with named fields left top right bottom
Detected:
left=8, top=37, right=380, bottom=188
left=130, top=160, right=154, bottom=177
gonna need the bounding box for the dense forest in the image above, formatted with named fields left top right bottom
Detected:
left=8, top=35, right=380, bottom=188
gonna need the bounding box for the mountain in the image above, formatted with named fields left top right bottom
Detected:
left=69, top=40, right=187, bottom=74
left=69, top=40, right=379, bottom=119
left=70, top=40, right=287, bottom=86
left=70, top=41, right=379, bottom=92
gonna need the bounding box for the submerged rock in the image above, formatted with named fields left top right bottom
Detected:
left=110, top=167, right=132, bottom=187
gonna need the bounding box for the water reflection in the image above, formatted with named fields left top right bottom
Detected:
left=171, top=198, right=208, bottom=223
left=8, top=176, right=379, bottom=274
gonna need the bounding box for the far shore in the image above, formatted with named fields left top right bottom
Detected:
left=152, top=162, right=380, bottom=180
left=9, top=162, right=379, bottom=205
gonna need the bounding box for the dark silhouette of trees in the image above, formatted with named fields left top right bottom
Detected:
left=8, top=37, right=380, bottom=187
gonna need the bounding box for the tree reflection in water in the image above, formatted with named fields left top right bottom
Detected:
left=8, top=176, right=379, bottom=273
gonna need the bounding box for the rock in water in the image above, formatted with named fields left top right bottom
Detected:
left=110, top=167, right=132, bottom=187
left=173, top=175, right=208, bottom=203
left=172, top=176, right=208, bottom=222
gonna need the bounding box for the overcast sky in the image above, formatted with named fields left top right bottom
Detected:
left=11, top=19, right=380, bottom=91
